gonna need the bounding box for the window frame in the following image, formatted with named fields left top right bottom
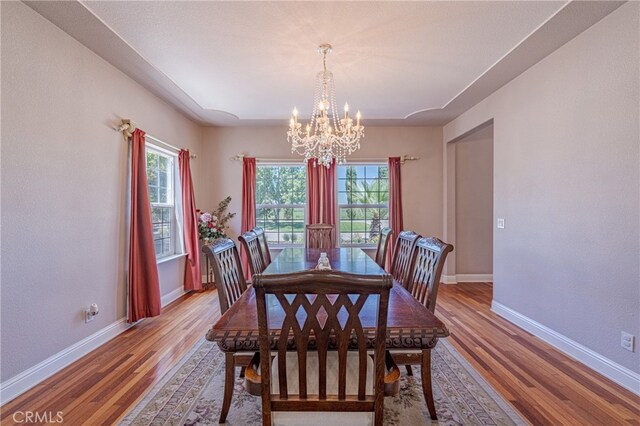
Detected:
left=145, top=143, right=180, bottom=260
left=337, top=162, right=389, bottom=249
left=255, top=162, right=308, bottom=249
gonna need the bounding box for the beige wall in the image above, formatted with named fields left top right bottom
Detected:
left=200, top=126, right=443, bottom=242
left=444, top=2, right=639, bottom=374
left=454, top=126, right=493, bottom=275
left=1, top=3, right=202, bottom=382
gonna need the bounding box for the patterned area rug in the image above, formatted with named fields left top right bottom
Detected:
left=121, top=339, right=526, bottom=425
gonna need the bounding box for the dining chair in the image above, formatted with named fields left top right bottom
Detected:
left=389, top=230, right=420, bottom=287
left=238, top=230, right=267, bottom=276
left=201, top=239, right=253, bottom=423
left=252, top=226, right=272, bottom=267
left=305, top=223, right=334, bottom=249
left=390, top=236, right=453, bottom=421
left=245, top=271, right=400, bottom=426
left=374, top=227, right=393, bottom=269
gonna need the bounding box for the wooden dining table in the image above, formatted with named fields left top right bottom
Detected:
left=206, top=247, right=449, bottom=421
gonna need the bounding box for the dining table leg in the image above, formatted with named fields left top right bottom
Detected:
left=219, top=352, right=235, bottom=423
left=421, top=349, right=437, bottom=420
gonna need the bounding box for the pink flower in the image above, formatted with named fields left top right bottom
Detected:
left=200, top=212, right=212, bottom=223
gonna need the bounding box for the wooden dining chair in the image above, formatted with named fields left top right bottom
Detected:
left=390, top=236, right=453, bottom=421
left=246, top=271, right=400, bottom=426
left=306, top=223, right=334, bottom=249
left=238, top=230, right=267, bottom=276
left=252, top=226, right=272, bottom=267
left=374, top=227, right=393, bottom=269
left=201, top=239, right=253, bottom=423
left=389, top=230, right=420, bottom=287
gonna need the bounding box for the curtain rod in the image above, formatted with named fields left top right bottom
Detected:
left=231, top=154, right=419, bottom=165
left=116, top=119, right=196, bottom=159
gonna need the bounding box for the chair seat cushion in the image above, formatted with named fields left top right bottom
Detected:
left=271, top=351, right=375, bottom=396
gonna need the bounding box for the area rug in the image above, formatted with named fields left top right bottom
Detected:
left=120, top=339, right=526, bottom=425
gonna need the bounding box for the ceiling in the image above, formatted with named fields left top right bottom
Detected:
left=27, top=1, right=625, bottom=126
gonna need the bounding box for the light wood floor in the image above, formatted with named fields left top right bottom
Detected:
left=1, top=283, right=638, bottom=425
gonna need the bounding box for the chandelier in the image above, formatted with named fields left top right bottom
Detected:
left=288, top=44, right=364, bottom=167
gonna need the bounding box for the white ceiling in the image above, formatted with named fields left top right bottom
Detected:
left=27, top=1, right=625, bottom=126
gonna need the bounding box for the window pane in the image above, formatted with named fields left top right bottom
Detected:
left=162, top=238, right=171, bottom=255
left=159, top=169, right=168, bottom=187
left=162, top=207, right=171, bottom=222
left=147, top=146, right=176, bottom=258
left=256, top=165, right=307, bottom=245
left=338, top=164, right=389, bottom=246
left=159, top=187, right=168, bottom=204
left=159, top=155, right=168, bottom=172
left=152, top=207, right=162, bottom=223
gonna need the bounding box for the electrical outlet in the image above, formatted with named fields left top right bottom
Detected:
left=497, top=218, right=505, bottom=229
left=621, top=331, right=635, bottom=352
left=85, top=309, right=95, bottom=323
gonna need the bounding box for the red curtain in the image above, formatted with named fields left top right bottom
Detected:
left=179, top=150, right=202, bottom=291
left=319, top=159, right=336, bottom=246
left=241, top=157, right=257, bottom=278
left=307, top=158, right=321, bottom=224
left=128, top=129, right=161, bottom=323
left=307, top=159, right=336, bottom=246
left=387, top=157, right=404, bottom=270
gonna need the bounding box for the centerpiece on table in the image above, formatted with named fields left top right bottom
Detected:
left=197, top=196, right=236, bottom=244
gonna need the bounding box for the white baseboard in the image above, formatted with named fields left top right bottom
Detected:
left=0, top=318, right=132, bottom=405
left=491, top=301, right=640, bottom=396
left=442, top=274, right=493, bottom=284
left=161, top=287, right=186, bottom=307
left=442, top=275, right=458, bottom=284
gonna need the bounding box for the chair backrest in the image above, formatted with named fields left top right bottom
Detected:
left=251, top=226, right=272, bottom=266
left=306, top=224, right=334, bottom=249
left=406, top=237, right=454, bottom=313
left=390, top=231, right=420, bottom=287
left=374, top=227, right=393, bottom=269
left=238, top=231, right=267, bottom=276
left=201, top=239, right=248, bottom=314
left=253, top=271, right=393, bottom=422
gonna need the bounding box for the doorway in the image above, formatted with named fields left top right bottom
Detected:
left=443, top=122, right=494, bottom=284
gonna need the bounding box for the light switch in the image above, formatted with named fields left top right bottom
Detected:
left=497, top=218, right=505, bottom=229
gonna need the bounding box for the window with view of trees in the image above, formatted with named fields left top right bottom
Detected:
left=146, top=146, right=176, bottom=258
left=338, top=164, right=389, bottom=246
left=256, top=165, right=307, bottom=246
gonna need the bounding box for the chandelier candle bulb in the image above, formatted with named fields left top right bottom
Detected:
left=356, top=111, right=361, bottom=127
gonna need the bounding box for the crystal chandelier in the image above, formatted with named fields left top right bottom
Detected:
left=288, top=44, right=364, bottom=167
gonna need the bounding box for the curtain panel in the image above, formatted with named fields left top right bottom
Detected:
left=306, top=159, right=337, bottom=246
left=388, top=157, right=404, bottom=270
left=319, top=159, right=337, bottom=246
left=307, top=158, right=321, bottom=224
left=179, top=150, right=202, bottom=291
left=241, top=157, right=257, bottom=278
left=128, top=129, right=162, bottom=323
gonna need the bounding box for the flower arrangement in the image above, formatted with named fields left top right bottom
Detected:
left=197, top=196, right=236, bottom=244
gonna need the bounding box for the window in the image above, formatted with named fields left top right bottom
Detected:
left=338, top=164, right=389, bottom=247
left=256, top=165, right=307, bottom=246
left=146, top=146, right=177, bottom=258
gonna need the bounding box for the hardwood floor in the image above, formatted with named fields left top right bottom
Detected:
left=437, top=283, right=639, bottom=425
left=1, top=283, right=638, bottom=425
left=0, top=291, right=221, bottom=426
